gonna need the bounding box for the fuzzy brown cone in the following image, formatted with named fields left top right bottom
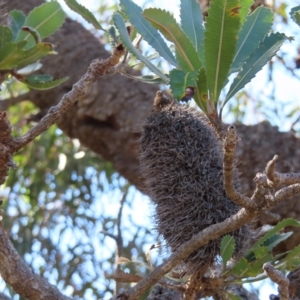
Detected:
left=4, top=0, right=300, bottom=256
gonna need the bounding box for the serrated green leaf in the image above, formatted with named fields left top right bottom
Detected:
left=120, top=0, right=177, bottom=67
left=180, top=0, right=205, bottom=64
left=16, top=1, right=66, bottom=49
left=204, top=0, right=241, bottom=104
left=17, top=43, right=54, bottom=69
left=170, top=69, right=198, bottom=99
left=290, top=6, right=300, bottom=26
left=239, top=0, right=254, bottom=24
left=22, top=76, right=68, bottom=90
left=221, top=235, right=236, bottom=271
left=24, top=74, right=53, bottom=83
left=9, top=10, right=26, bottom=39
left=262, top=232, right=293, bottom=251
left=246, top=248, right=273, bottom=277
left=112, top=13, right=169, bottom=83
left=229, top=257, right=249, bottom=276
left=0, top=42, right=25, bottom=70
left=194, top=68, right=209, bottom=112
left=285, top=244, right=300, bottom=261
left=231, top=7, right=273, bottom=73
left=0, top=26, right=13, bottom=48
left=143, top=8, right=201, bottom=72
left=226, top=292, right=243, bottom=300
left=249, top=218, right=300, bottom=252
left=127, top=74, right=167, bottom=84
left=225, top=32, right=288, bottom=105
left=64, top=0, right=105, bottom=31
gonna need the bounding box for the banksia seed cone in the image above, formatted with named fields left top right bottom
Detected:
left=140, top=91, right=247, bottom=277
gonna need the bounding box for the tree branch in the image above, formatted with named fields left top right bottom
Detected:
left=263, top=262, right=289, bottom=300
left=0, top=220, right=72, bottom=300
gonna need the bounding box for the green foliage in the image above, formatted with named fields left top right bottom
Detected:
left=112, top=13, right=169, bottom=82
left=224, top=33, right=289, bottom=108
left=204, top=0, right=241, bottom=105
left=169, top=69, right=198, bottom=99
left=0, top=1, right=67, bottom=90
left=290, top=5, right=300, bottom=26
left=220, top=219, right=300, bottom=283
left=143, top=8, right=201, bottom=72
left=108, top=0, right=296, bottom=123
left=220, top=235, right=235, bottom=271
left=119, top=0, right=177, bottom=67
left=63, top=0, right=105, bottom=31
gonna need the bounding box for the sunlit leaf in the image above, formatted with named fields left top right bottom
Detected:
left=262, top=232, right=293, bottom=251
left=117, top=256, right=131, bottom=264
left=238, top=0, right=254, bottom=24
left=120, top=0, right=177, bottom=67
left=225, top=33, right=289, bottom=105
left=169, top=69, right=198, bottom=99
left=64, top=0, right=105, bottom=31
left=9, top=10, right=26, bottom=39
left=204, top=0, right=241, bottom=104
left=143, top=8, right=201, bottom=71
left=113, top=13, right=169, bottom=83
left=220, top=235, right=235, bottom=271
left=16, top=1, right=66, bottom=49
left=180, top=0, right=205, bottom=64
left=229, top=257, right=249, bottom=276
left=230, top=7, right=273, bottom=73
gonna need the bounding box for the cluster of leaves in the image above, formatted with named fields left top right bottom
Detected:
left=220, top=218, right=300, bottom=299
left=111, top=0, right=298, bottom=121
left=0, top=1, right=67, bottom=90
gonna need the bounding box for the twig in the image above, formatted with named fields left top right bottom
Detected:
left=263, top=262, right=289, bottom=300
left=223, top=125, right=253, bottom=210
left=11, top=45, right=125, bottom=152
left=0, top=221, right=72, bottom=300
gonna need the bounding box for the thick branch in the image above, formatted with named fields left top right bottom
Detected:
left=223, top=125, right=253, bottom=209
left=263, top=263, right=289, bottom=300
left=0, top=221, right=72, bottom=300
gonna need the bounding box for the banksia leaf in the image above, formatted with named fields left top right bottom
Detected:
left=21, top=75, right=68, bottom=90
left=261, top=232, right=293, bottom=251
left=249, top=218, right=300, bottom=252
left=221, top=235, right=236, bottom=271
left=9, top=10, right=26, bottom=39
left=290, top=6, right=300, bottom=26
left=143, top=8, right=201, bottom=71
left=229, top=257, right=249, bottom=276
left=226, top=293, right=243, bottom=300
left=17, top=43, right=54, bottom=69
left=169, top=69, right=198, bottom=99
left=120, top=0, right=177, bottom=67
left=16, top=1, right=66, bottom=49
left=64, top=0, right=105, bottom=31
left=0, top=42, right=25, bottom=70
left=225, top=33, right=289, bottom=104
left=0, top=26, right=13, bottom=48
left=204, top=0, right=241, bottom=104
left=128, top=75, right=167, bottom=84
left=113, top=13, right=169, bottom=83
left=238, top=0, right=254, bottom=25
left=245, top=247, right=273, bottom=277
left=230, top=7, right=273, bottom=73
left=180, top=0, right=205, bottom=64
left=194, top=68, right=209, bottom=112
